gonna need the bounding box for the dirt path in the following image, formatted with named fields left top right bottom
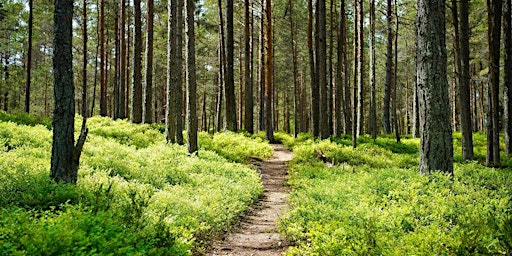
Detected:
left=207, top=144, right=293, bottom=256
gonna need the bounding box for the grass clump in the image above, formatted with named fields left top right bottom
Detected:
left=0, top=115, right=268, bottom=255
left=199, top=131, right=273, bottom=163
left=279, top=136, right=512, bottom=255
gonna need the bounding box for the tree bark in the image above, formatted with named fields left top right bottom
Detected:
left=356, top=0, right=364, bottom=137
left=51, top=0, right=88, bottom=183
left=383, top=0, right=393, bottom=134
left=225, top=0, right=237, bottom=131
left=504, top=0, right=512, bottom=154
left=459, top=0, right=474, bottom=159
left=416, top=0, right=453, bottom=174
left=118, top=0, right=127, bottom=118
left=352, top=0, right=358, bottom=148
left=99, top=0, right=107, bottom=116
left=369, top=0, right=376, bottom=140
left=244, top=0, right=254, bottom=133
left=288, top=0, right=300, bottom=136
left=259, top=1, right=266, bottom=132
left=264, top=0, right=274, bottom=142
left=143, top=0, right=154, bottom=123
left=82, top=0, right=88, bottom=118
left=486, top=0, right=502, bottom=166
left=176, top=0, right=184, bottom=144
left=185, top=0, right=198, bottom=154
left=335, top=0, right=347, bottom=136
left=131, top=0, right=143, bottom=123
left=308, top=0, right=319, bottom=137
left=316, top=0, right=328, bottom=139
left=24, top=0, right=33, bottom=113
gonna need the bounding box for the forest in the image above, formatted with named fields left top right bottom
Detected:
left=0, top=0, right=511, bottom=254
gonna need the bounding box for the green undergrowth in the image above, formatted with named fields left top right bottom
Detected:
left=279, top=134, right=512, bottom=255
left=0, top=115, right=271, bottom=255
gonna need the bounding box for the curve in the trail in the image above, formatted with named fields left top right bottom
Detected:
left=207, top=144, right=293, bottom=256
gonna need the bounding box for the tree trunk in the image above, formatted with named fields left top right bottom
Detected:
left=185, top=0, right=198, bottom=154
left=393, top=0, right=400, bottom=142
left=316, top=0, right=328, bottom=139
left=131, top=0, right=143, bottom=123
left=259, top=1, right=266, bottom=132
left=143, top=0, right=154, bottom=124
left=114, top=3, right=120, bottom=119
left=225, top=0, right=237, bottom=131
left=352, top=0, right=358, bottom=148
left=486, top=0, right=502, bottom=166
left=356, top=0, right=364, bottom=137
left=264, top=0, right=274, bottom=142
left=24, top=0, right=33, bottom=113
left=335, top=0, right=347, bottom=136
left=244, top=0, right=254, bottom=133
left=82, top=0, right=88, bottom=118
left=176, top=0, right=184, bottom=144
left=51, top=0, right=88, bottom=184
left=99, top=0, right=107, bottom=116
left=383, top=0, right=393, bottom=134
left=416, top=0, right=453, bottom=174
left=238, top=40, right=243, bottom=130
left=166, top=0, right=176, bottom=143
left=504, top=0, right=512, bottom=154
left=459, top=0, right=474, bottom=159
left=308, top=0, right=319, bottom=137
left=118, top=0, right=127, bottom=118
left=369, top=0, right=376, bottom=140
left=327, top=0, right=334, bottom=136
left=288, top=0, right=300, bottom=136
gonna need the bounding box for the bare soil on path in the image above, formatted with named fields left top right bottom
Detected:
left=206, top=144, right=293, bottom=256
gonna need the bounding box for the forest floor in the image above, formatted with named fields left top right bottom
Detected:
left=206, top=144, right=293, bottom=256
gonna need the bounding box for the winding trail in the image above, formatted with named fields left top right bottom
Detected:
left=207, top=144, right=293, bottom=256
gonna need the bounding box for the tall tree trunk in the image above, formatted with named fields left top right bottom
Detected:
left=451, top=0, right=461, bottom=132
left=383, top=0, right=393, bottom=134
left=185, top=0, right=197, bottom=154
left=327, top=0, right=334, bottom=136
left=51, top=0, right=88, bottom=183
left=308, top=0, right=319, bottom=137
left=335, top=0, right=346, bottom=136
left=131, top=0, right=143, bottom=123
left=356, top=0, right=364, bottom=137
left=393, top=0, right=400, bottom=142
left=259, top=1, right=266, bottom=132
left=264, top=0, right=274, bottom=142
left=244, top=0, right=254, bottom=133
left=238, top=41, right=244, bottom=130
left=24, top=0, right=33, bottom=113
left=369, top=0, right=376, bottom=140
left=166, top=0, right=176, bottom=143
left=504, top=0, right=512, bottom=153
left=340, top=0, right=350, bottom=135
left=352, top=0, right=358, bottom=148
left=289, top=0, right=300, bottom=136
left=486, top=0, right=502, bottom=166
left=118, top=0, right=127, bottom=118
left=416, top=0, right=453, bottom=174
left=114, top=3, right=120, bottom=119
left=175, top=0, right=184, bottom=144
left=99, top=0, right=107, bottom=116
left=225, top=0, right=237, bottom=131
left=82, top=0, right=88, bottom=117
left=316, top=0, right=328, bottom=139
left=459, top=0, right=474, bottom=159
left=143, top=0, right=154, bottom=123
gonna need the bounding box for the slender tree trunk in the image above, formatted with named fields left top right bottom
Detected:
left=185, top=0, right=197, bottom=154
left=451, top=0, right=461, bottom=132
left=504, top=0, right=512, bottom=154
left=176, top=0, right=184, bottom=144
left=352, top=0, right=358, bottom=148
left=316, top=0, right=328, bottom=139
left=244, top=0, right=254, bottom=133
left=166, top=0, right=176, bottom=143
left=225, top=0, right=237, bottom=131
left=118, top=0, right=126, bottom=118
left=356, top=0, right=364, bottom=137
left=308, top=0, right=319, bottom=137
left=486, top=0, right=502, bottom=166
left=114, top=4, right=120, bottom=119
left=82, top=0, right=88, bottom=117
left=238, top=41, right=243, bottom=130
left=131, top=0, right=143, bottom=123
left=264, top=0, right=274, bottom=142
left=335, top=0, right=346, bottom=136
left=383, top=0, right=393, bottom=134
left=99, top=0, right=107, bottom=116
left=259, top=1, right=266, bottom=132
left=416, top=0, right=453, bottom=174
left=369, top=0, right=376, bottom=140
left=327, top=0, right=334, bottom=136
left=24, top=0, right=33, bottom=113
left=459, top=0, right=474, bottom=159
left=143, top=0, right=154, bottom=123
left=393, top=0, right=400, bottom=142
left=289, top=0, right=300, bottom=136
